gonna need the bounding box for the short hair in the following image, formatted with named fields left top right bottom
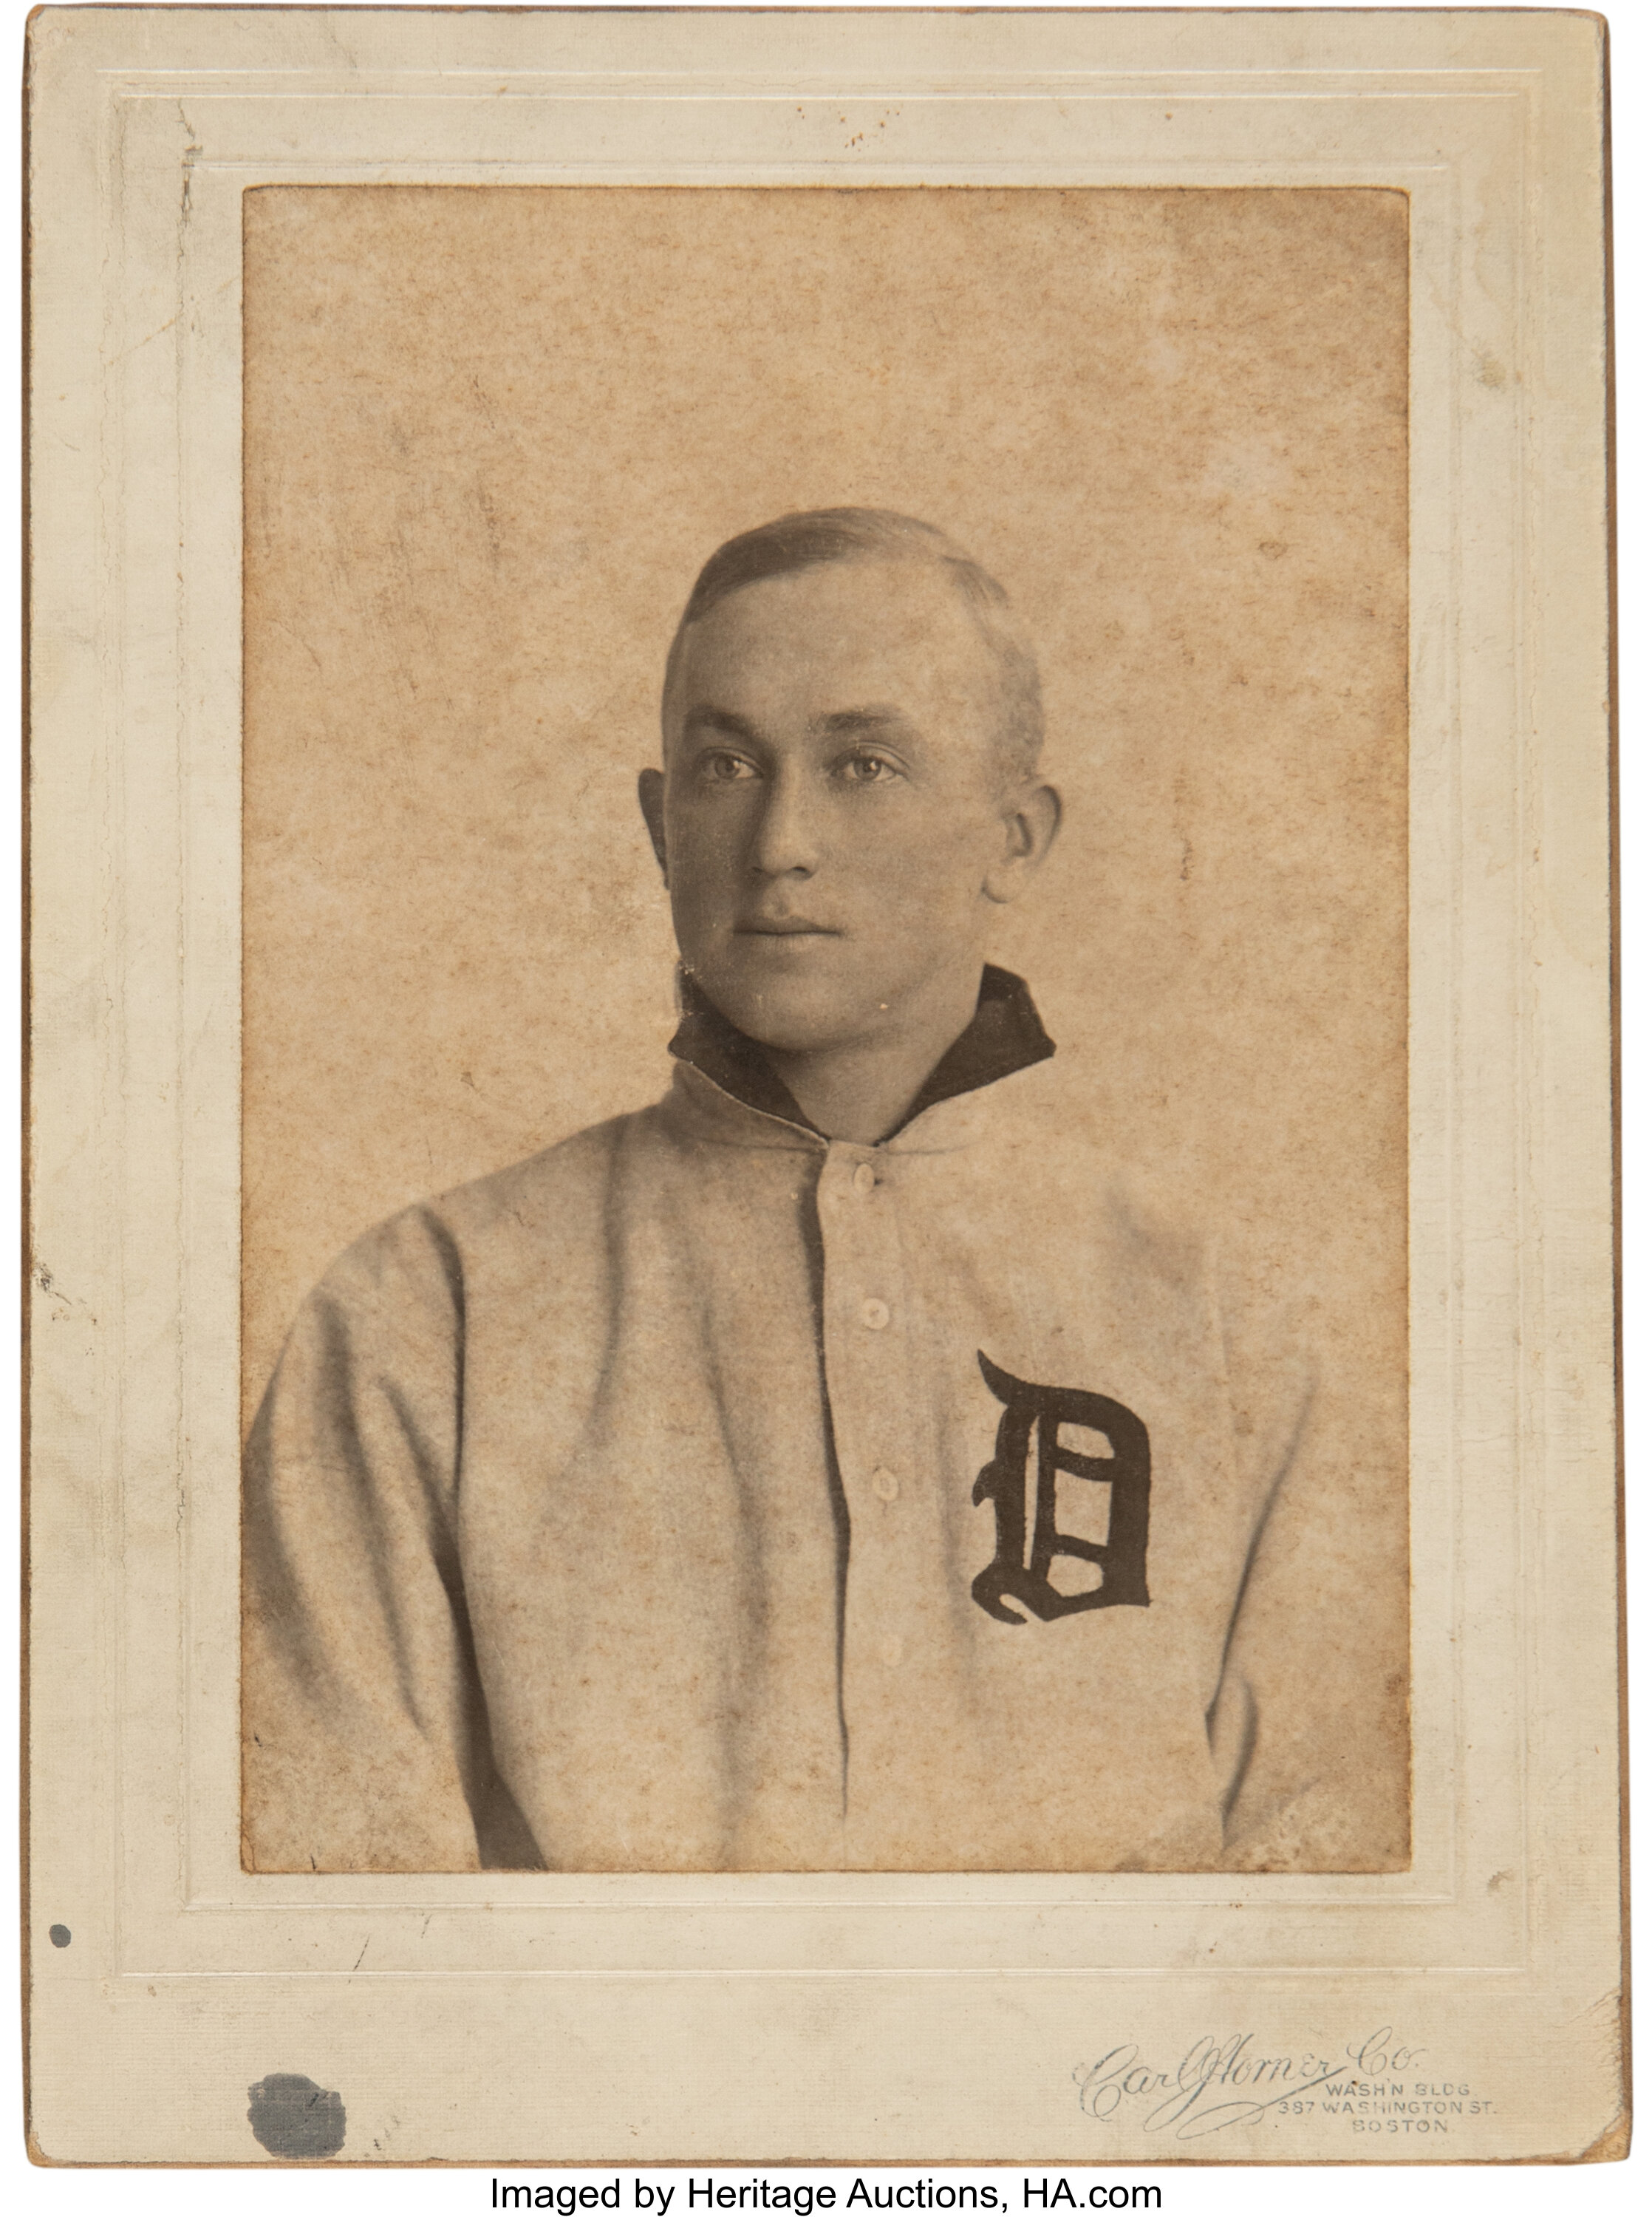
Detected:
left=661, top=508, right=1045, bottom=787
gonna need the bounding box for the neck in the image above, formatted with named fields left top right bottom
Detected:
left=759, top=967, right=986, bottom=1145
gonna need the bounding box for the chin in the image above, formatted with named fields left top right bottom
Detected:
left=692, top=948, right=876, bottom=1055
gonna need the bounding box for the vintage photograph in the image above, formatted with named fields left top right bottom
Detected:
left=27, top=2, right=1623, bottom=2169
left=238, top=185, right=1410, bottom=1877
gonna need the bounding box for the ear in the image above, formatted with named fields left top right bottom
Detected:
left=638, top=767, right=669, bottom=882
left=983, top=781, right=1062, bottom=905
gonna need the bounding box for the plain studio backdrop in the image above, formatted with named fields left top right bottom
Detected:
left=242, top=185, right=1410, bottom=1859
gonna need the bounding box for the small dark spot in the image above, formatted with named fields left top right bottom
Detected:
left=1258, top=540, right=1288, bottom=560
left=48, top=1924, right=70, bottom=1948
left=248, top=2073, right=346, bottom=2159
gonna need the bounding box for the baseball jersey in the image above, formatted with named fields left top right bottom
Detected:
left=242, top=970, right=1355, bottom=1874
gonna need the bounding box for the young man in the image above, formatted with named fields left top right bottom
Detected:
left=243, top=509, right=1380, bottom=1875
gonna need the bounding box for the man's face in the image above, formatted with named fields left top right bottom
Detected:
left=648, top=560, right=1031, bottom=1055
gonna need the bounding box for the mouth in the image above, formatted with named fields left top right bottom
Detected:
left=735, top=917, right=842, bottom=939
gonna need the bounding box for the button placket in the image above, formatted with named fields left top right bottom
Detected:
left=814, top=1143, right=922, bottom=1781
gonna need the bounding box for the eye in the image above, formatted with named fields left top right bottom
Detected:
left=697, top=750, right=761, bottom=784
left=836, top=752, right=902, bottom=786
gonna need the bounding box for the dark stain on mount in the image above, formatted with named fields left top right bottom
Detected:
left=247, top=2072, right=347, bottom=2159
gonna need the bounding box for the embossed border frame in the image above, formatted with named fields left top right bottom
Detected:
left=24, top=5, right=1620, bottom=2165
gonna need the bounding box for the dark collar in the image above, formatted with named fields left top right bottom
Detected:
left=668, top=964, right=1055, bottom=1142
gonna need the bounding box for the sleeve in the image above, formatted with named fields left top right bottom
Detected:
left=241, top=1205, right=517, bottom=1873
left=1207, top=1278, right=1411, bottom=1873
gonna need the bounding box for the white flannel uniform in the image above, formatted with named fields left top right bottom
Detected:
left=243, top=982, right=1362, bottom=1875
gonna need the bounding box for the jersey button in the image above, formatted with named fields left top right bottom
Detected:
left=853, top=1162, right=877, bottom=1194
left=871, top=1465, right=900, bottom=1502
left=860, top=1297, right=890, bottom=1330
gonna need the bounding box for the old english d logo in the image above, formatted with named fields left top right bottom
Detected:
left=972, top=1352, right=1151, bottom=1624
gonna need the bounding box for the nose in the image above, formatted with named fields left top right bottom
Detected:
left=749, top=763, right=821, bottom=879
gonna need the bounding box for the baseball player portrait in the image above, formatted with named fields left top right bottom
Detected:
left=242, top=505, right=1404, bottom=1878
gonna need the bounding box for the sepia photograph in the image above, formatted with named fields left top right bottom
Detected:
left=24, top=5, right=1621, bottom=2168
left=238, top=185, right=1410, bottom=1879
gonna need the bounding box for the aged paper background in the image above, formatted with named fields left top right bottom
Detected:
left=242, top=184, right=1409, bottom=1868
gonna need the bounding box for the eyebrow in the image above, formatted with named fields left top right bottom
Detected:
left=679, top=703, right=924, bottom=746
left=680, top=705, right=765, bottom=745
left=812, top=705, right=922, bottom=741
